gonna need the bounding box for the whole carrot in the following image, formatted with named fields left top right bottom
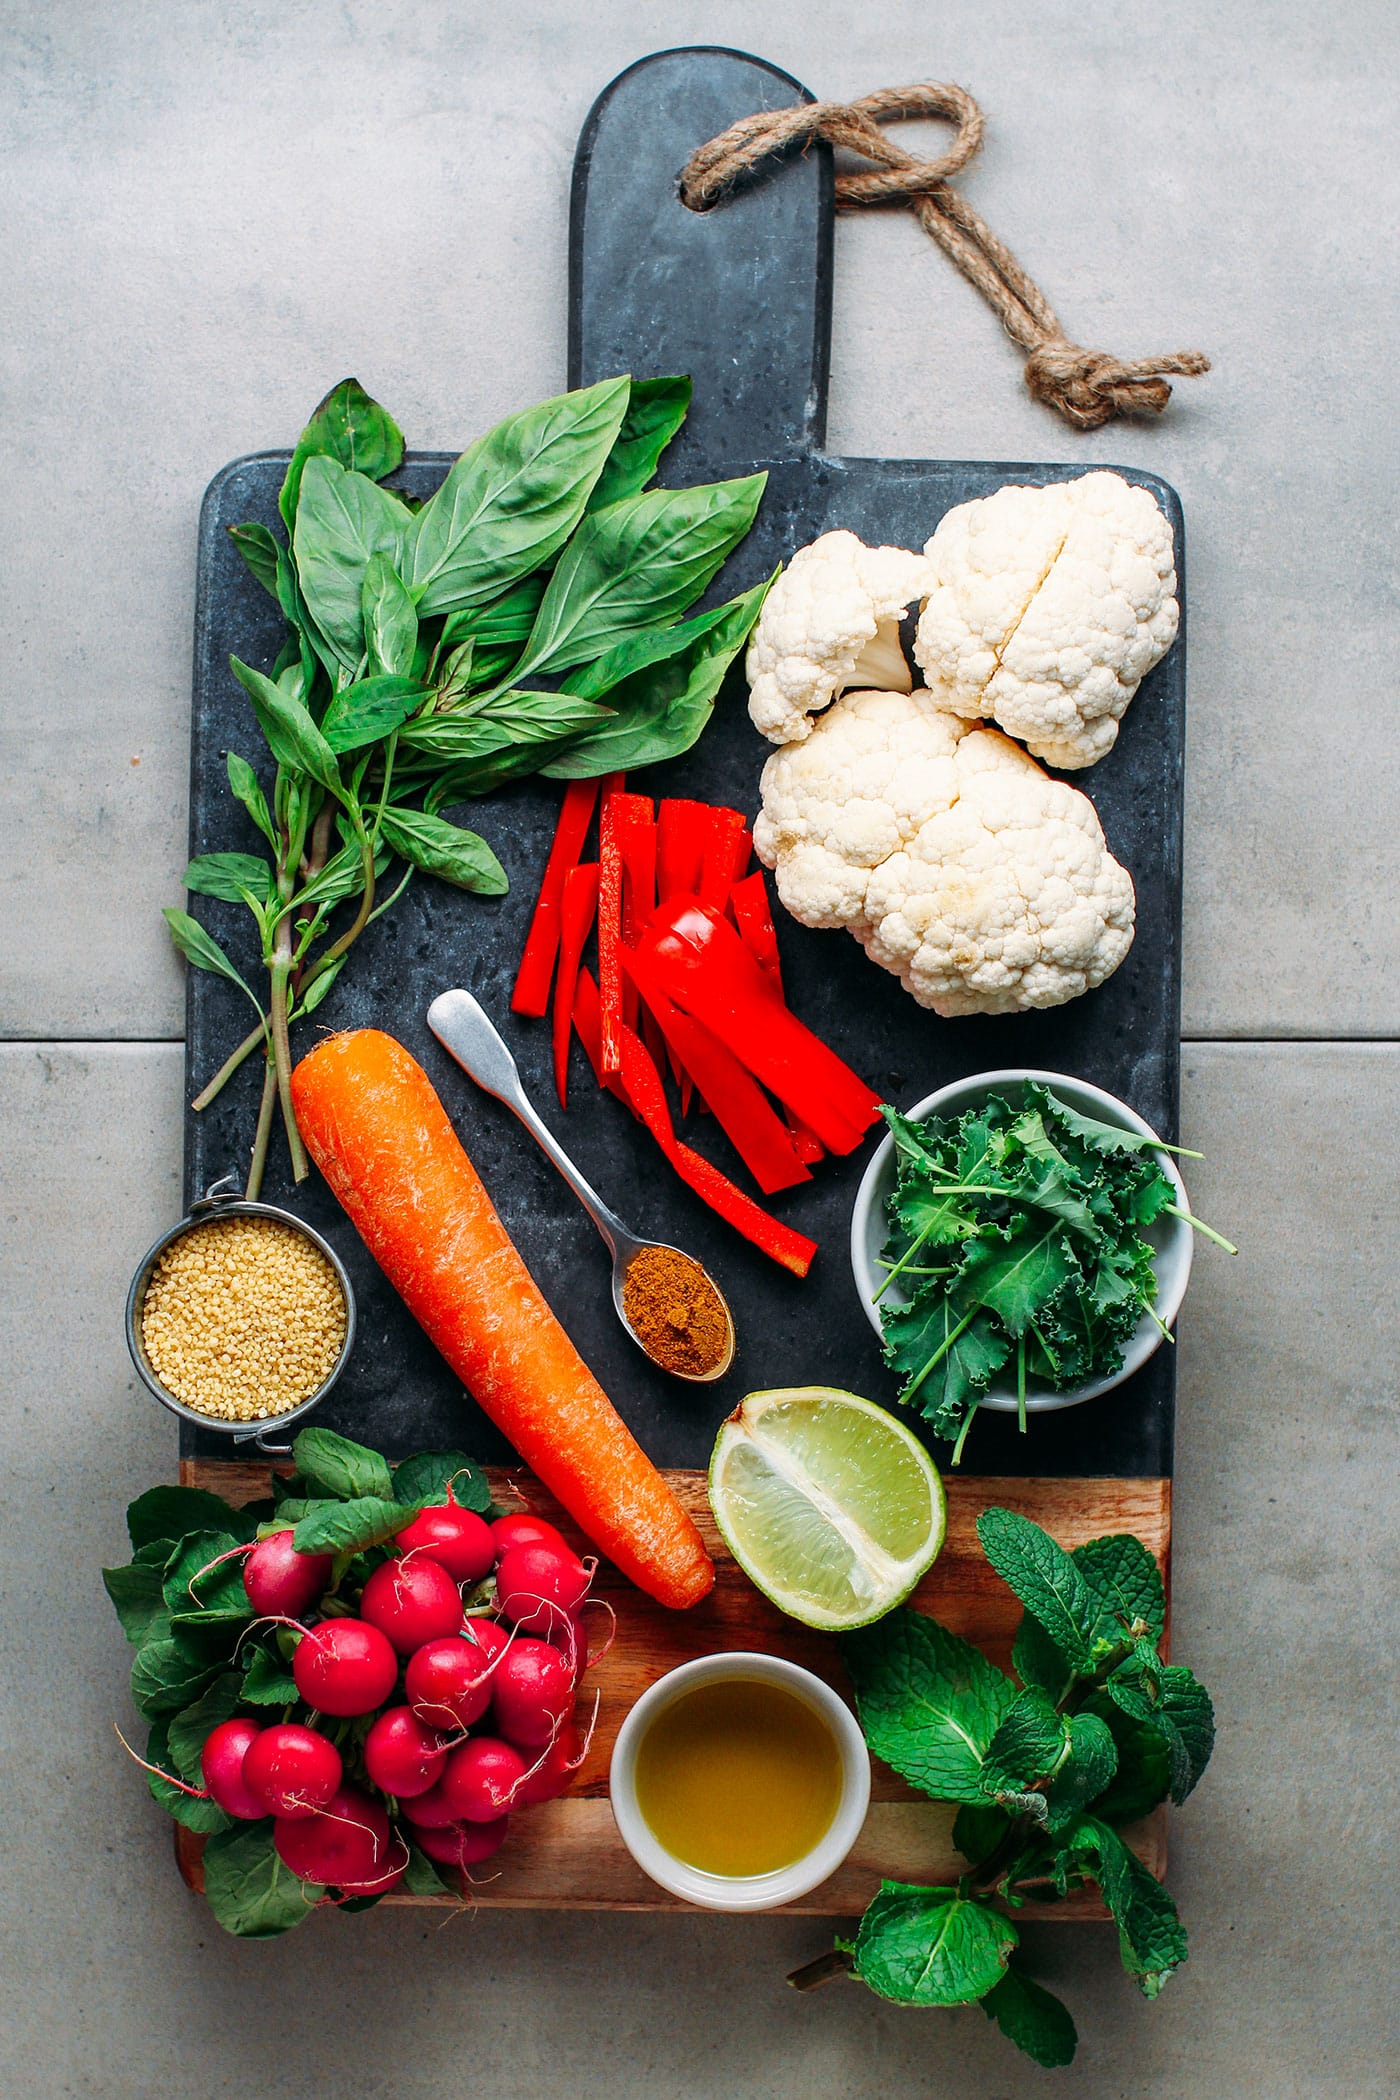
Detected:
left=291, top=1029, right=713, bottom=1610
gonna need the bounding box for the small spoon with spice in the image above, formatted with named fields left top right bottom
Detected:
left=428, top=989, right=736, bottom=1384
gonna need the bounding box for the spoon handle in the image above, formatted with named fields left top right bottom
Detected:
left=427, top=988, right=636, bottom=1262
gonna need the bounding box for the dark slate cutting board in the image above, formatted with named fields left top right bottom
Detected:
left=181, top=47, right=1184, bottom=1477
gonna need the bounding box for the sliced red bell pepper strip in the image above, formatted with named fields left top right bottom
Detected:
left=573, top=968, right=629, bottom=1107
left=596, top=774, right=628, bottom=1074
left=656, top=798, right=713, bottom=905
left=635, top=897, right=882, bottom=1155
left=614, top=1022, right=817, bottom=1278
left=552, top=863, right=599, bottom=1110
left=620, top=949, right=809, bottom=1195
left=510, top=779, right=600, bottom=1017
left=728, top=870, right=825, bottom=1166
left=697, top=808, right=750, bottom=911
left=616, top=795, right=656, bottom=1036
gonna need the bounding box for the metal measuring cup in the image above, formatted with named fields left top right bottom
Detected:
left=124, top=1173, right=357, bottom=1455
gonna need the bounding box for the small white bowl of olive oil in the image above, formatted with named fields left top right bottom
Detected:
left=608, top=1653, right=871, bottom=1911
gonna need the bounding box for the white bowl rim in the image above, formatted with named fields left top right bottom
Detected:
left=608, top=1652, right=871, bottom=1912
left=849, top=1068, right=1193, bottom=1414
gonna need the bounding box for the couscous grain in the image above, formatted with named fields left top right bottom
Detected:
left=140, top=1216, right=347, bottom=1420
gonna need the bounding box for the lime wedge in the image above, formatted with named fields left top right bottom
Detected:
left=708, top=1386, right=946, bottom=1631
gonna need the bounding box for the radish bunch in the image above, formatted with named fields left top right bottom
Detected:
left=105, top=1436, right=606, bottom=1933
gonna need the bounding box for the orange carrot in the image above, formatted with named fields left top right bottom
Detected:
left=291, top=1030, right=714, bottom=1610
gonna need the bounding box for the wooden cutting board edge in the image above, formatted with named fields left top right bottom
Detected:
left=175, top=1461, right=1169, bottom=1919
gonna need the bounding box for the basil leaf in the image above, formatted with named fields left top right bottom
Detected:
left=227, top=752, right=275, bottom=846
left=517, top=472, right=766, bottom=678
left=103, top=1562, right=169, bottom=1646
left=378, top=807, right=508, bottom=895
left=292, top=1426, right=394, bottom=1502
left=202, top=1822, right=322, bottom=1938
left=853, top=1883, right=1017, bottom=2007
left=228, top=521, right=281, bottom=598
left=586, top=374, right=691, bottom=510
left=183, top=852, right=273, bottom=906
left=127, top=1486, right=253, bottom=1555
left=437, top=575, right=546, bottom=649
left=292, top=1496, right=418, bottom=1555
left=292, top=956, right=345, bottom=1019
left=292, top=455, right=413, bottom=668
left=230, top=655, right=343, bottom=793
left=407, top=376, right=630, bottom=616
left=280, top=376, right=405, bottom=533
left=545, top=574, right=773, bottom=776
left=391, top=1450, right=491, bottom=1513
left=398, top=689, right=613, bottom=766
left=163, top=910, right=265, bottom=1016
left=320, top=674, right=430, bottom=753
left=362, top=552, right=419, bottom=677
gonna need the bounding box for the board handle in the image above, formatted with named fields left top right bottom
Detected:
left=568, top=46, right=833, bottom=477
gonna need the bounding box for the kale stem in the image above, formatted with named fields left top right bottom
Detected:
left=1017, top=1332, right=1027, bottom=1435
left=245, top=1051, right=278, bottom=1200
left=872, top=1217, right=936, bottom=1303
left=1164, top=1202, right=1238, bottom=1255
left=192, top=1019, right=267, bottom=1110
left=949, top=1401, right=978, bottom=1467
left=904, top=1306, right=976, bottom=1398
left=786, top=1949, right=854, bottom=1992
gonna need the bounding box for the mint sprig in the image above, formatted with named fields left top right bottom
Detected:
left=789, top=1506, right=1215, bottom=2068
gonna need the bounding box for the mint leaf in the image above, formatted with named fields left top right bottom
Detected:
left=980, top=1689, right=1069, bottom=1805
left=1075, top=1533, right=1166, bottom=1647
left=391, top=1450, right=491, bottom=1513
left=843, top=1610, right=1015, bottom=1804
left=977, top=1509, right=1099, bottom=1671
left=853, top=1884, right=1016, bottom=2007
left=292, top=1427, right=393, bottom=1503
left=1085, top=1700, right=1173, bottom=1824
left=202, top=1823, right=322, bottom=1939
left=981, top=1962, right=1078, bottom=2067
left=1156, top=1668, right=1215, bottom=1800
left=1061, top=1817, right=1188, bottom=1997
left=1042, top=1711, right=1118, bottom=1833
left=952, top=1802, right=1010, bottom=1867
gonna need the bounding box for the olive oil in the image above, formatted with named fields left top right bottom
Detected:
left=632, top=1677, right=843, bottom=1877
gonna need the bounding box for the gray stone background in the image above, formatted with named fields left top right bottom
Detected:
left=2, top=2, right=1394, bottom=2093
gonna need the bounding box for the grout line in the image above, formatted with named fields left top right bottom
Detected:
left=4, top=1035, right=1400, bottom=1051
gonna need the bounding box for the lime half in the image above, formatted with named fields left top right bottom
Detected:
left=708, top=1386, right=946, bottom=1631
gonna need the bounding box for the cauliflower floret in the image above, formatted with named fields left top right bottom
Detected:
left=746, top=529, right=933, bottom=746
left=753, top=686, right=1135, bottom=1016
left=913, top=470, right=1178, bottom=769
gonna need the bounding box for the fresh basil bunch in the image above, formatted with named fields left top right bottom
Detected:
left=169, top=375, right=770, bottom=1194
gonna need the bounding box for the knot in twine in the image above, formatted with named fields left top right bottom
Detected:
left=680, top=83, right=1210, bottom=432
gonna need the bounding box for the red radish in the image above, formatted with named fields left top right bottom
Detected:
left=360, top=1555, right=463, bottom=1655
left=399, top=1777, right=458, bottom=1828
left=363, top=1706, right=448, bottom=1799
left=494, top=1539, right=590, bottom=1636
left=409, top=1816, right=510, bottom=1868
left=490, top=1637, right=576, bottom=1750
left=491, top=1513, right=567, bottom=1558
left=242, top=1529, right=333, bottom=1618
left=513, top=1723, right=586, bottom=1806
left=200, top=1719, right=267, bottom=1821
left=292, top=1618, right=398, bottom=1717
left=395, top=1503, right=496, bottom=1584
left=405, top=1638, right=492, bottom=1731
left=434, top=1737, right=528, bottom=1821
left=241, top=1724, right=342, bottom=1819
left=549, top=1611, right=589, bottom=1683
left=274, top=1785, right=389, bottom=1886
left=462, top=1615, right=510, bottom=1664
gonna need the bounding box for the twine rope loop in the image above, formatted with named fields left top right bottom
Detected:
left=680, top=82, right=1209, bottom=431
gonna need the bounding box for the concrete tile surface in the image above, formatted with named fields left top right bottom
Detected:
left=1, top=1040, right=1394, bottom=2098
left=1, top=0, right=1397, bottom=1036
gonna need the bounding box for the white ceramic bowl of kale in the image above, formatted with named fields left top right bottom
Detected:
left=850, top=1069, right=1194, bottom=1414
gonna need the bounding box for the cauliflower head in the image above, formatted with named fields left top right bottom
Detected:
left=752, top=685, right=1135, bottom=1016
left=912, top=470, right=1177, bottom=770
left=746, top=529, right=933, bottom=746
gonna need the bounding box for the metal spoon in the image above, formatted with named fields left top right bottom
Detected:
left=427, top=988, right=736, bottom=1384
